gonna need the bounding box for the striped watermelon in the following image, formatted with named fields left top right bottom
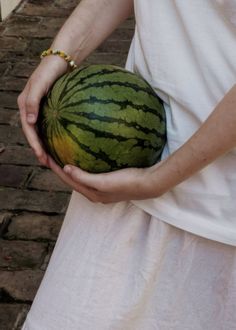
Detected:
left=37, top=64, right=166, bottom=173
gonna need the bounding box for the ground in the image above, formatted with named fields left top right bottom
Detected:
left=0, top=1, right=134, bottom=328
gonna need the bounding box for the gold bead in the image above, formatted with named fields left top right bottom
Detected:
left=40, top=48, right=77, bottom=70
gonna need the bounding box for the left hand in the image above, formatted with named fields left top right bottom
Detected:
left=48, top=156, right=160, bottom=203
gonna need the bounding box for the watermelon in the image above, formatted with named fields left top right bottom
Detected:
left=37, top=64, right=166, bottom=173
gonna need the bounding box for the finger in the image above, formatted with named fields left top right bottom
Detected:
left=19, top=108, right=47, bottom=161
left=49, top=157, right=104, bottom=201
left=25, top=79, right=45, bottom=124
left=48, top=157, right=80, bottom=190
left=48, top=157, right=96, bottom=193
left=18, top=83, right=48, bottom=163
left=17, top=82, right=30, bottom=117
left=63, top=165, right=106, bottom=191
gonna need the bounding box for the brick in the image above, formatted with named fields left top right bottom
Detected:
left=0, top=143, right=6, bottom=156
left=0, top=62, right=8, bottom=76
left=0, top=212, right=12, bottom=237
left=0, top=165, right=32, bottom=188
left=0, top=37, right=28, bottom=52
left=0, top=109, right=20, bottom=126
left=24, top=0, right=77, bottom=8
left=0, top=146, right=39, bottom=166
left=0, top=126, right=27, bottom=145
left=20, top=3, right=74, bottom=17
left=0, top=52, right=25, bottom=65
left=85, top=52, right=127, bottom=67
left=0, top=52, right=6, bottom=61
left=22, top=0, right=50, bottom=5
left=4, top=16, right=66, bottom=38
left=0, top=77, right=27, bottom=92
left=97, top=39, right=131, bottom=54
left=0, top=304, right=30, bottom=330
left=3, top=16, right=42, bottom=37
left=0, top=143, right=5, bottom=153
left=28, top=168, right=71, bottom=192
left=0, top=269, right=44, bottom=301
left=11, top=61, right=38, bottom=78
left=0, top=212, right=12, bottom=226
left=0, top=109, right=13, bottom=125
left=0, top=24, right=5, bottom=34
left=14, top=305, right=30, bottom=330
left=120, top=18, right=136, bottom=29
left=55, top=0, right=80, bottom=9
left=40, top=242, right=55, bottom=271
left=0, top=239, right=47, bottom=270
left=109, top=28, right=134, bottom=41
left=27, top=38, right=53, bottom=57
left=5, top=212, right=64, bottom=241
left=40, top=17, right=67, bottom=37
left=0, top=91, right=18, bottom=108
left=0, top=188, right=70, bottom=213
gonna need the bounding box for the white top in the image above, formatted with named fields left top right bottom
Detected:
left=126, top=0, right=236, bottom=246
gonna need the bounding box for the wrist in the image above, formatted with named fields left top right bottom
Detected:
left=40, top=55, right=68, bottom=76
left=50, top=38, right=80, bottom=62
left=41, top=48, right=78, bottom=70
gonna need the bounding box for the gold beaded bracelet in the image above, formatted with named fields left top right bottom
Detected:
left=40, top=48, right=77, bottom=70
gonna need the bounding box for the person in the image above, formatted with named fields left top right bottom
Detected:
left=18, top=0, right=236, bottom=329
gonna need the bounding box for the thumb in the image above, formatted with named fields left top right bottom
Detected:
left=63, top=165, right=105, bottom=190
left=25, top=80, right=48, bottom=124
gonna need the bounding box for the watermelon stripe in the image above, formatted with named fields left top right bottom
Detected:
left=53, top=73, right=73, bottom=106
left=62, top=125, right=117, bottom=170
left=67, top=67, right=137, bottom=90
left=59, top=117, right=162, bottom=151
left=42, top=131, right=63, bottom=167
left=60, top=96, right=165, bottom=121
left=58, top=65, right=155, bottom=97
left=49, top=124, right=68, bottom=166
left=77, top=80, right=157, bottom=97
left=58, top=67, right=126, bottom=103
left=61, top=121, right=161, bottom=171
left=50, top=144, right=64, bottom=167
left=74, top=67, right=135, bottom=86
left=47, top=96, right=54, bottom=112
left=62, top=110, right=165, bottom=139
left=60, top=79, right=158, bottom=106
left=58, top=66, right=90, bottom=103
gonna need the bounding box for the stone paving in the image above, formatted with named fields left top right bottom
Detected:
left=0, top=1, right=134, bottom=328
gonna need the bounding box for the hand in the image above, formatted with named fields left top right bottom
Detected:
left=17, top=56, right=67, bottom=167
left=48, top=156, right=162, bottom=203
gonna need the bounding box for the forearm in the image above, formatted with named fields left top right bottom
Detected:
left=152, top=84, right=236, bottom=196
left=51, top=0, right=134, bottom=65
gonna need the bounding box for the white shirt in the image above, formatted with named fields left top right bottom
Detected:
left=126, top=0, right=236, bottom=246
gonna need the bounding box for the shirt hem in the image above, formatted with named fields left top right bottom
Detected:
left=131, top=201, right=236, bottom=247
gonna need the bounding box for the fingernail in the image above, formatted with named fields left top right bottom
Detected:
left=63, top=165, right=71, bottom=174
left=27, top=114, right=36, bottom=124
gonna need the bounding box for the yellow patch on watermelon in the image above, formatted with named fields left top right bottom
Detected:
left=51, top=134, right=78, bottom=166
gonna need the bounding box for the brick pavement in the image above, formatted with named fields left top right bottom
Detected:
left=0, top=1, right=134, bottom=328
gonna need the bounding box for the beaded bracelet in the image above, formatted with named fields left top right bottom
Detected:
left=40, top=48, right=77, bottom=70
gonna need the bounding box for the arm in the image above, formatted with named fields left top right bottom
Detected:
left=51, top=0, right=134, bottom=65
left=149, top=84, right=236, bottom=197
left=18, top=0, right=134, bottom=166
left=57, top=84, right=236, bottom=203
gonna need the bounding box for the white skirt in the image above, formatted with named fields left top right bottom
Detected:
left=22, top=191, right=236, bottom=330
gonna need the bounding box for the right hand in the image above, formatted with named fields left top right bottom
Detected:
left=17, top=56, right=68, bottom=167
